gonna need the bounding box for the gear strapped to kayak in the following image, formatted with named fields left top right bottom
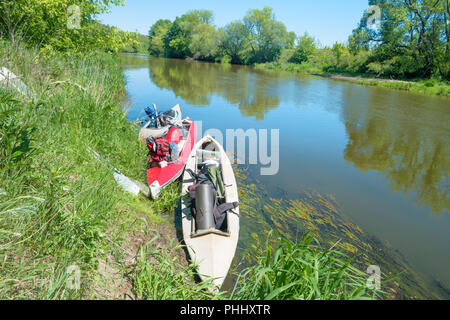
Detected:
left=147, top=136, right=170, bottom=162
left=186, top=165, right=238, bottom=231
left=146, top=126, right=182, bottom=163
left=146, top=119, right=196, bottom=199
left=180, top=135, right=240, bottom=291
left=144, top=105, right=179, bottom=128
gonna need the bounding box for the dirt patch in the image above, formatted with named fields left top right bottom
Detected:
left=135, top=213, right=191, bottom=270
left=90, top=212, right=190, bottom=300
left=95, top=258, right=134, bottom=300
left=310, top=73, right=414, bottom=84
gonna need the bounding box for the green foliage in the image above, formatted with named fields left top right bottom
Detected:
left=162, top=10, right=215, bottom=59
left=241, top=7, right=293, bottom=63
left=289, top=33, right=316, bottom=64
left=219, top=21, right=249, bottom=64
left=163, top=17, right=191, bottom=58
left=122, top=33, right=149, bottom=53
left=348, top=0, right=450, bottom=79
left=0, top=41, right=148, bottom=299
left=247, top=1, right=449, bottom=84
left=0, top=0, right=136, bottom=53
left=149, top=7, right=295, bottom=65
left=189, top=24, right=220, bottom=61
left=148, top=19, right=172, bottom=56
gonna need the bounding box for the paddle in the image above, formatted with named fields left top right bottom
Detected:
left=0, top=67, right=36, bottom=100
left=152, top=103, right=162, bottom=128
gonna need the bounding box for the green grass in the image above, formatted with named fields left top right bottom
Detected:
left=0, top=40, right=158, bottom=299
left=131, top=234, right=223, bottom=300
left=129, top=231, right=381, bottom=300
left=0, top=40, right=384, bottom=300
left=231, top=232, right=382, bottom=300
left=359, top=79, right=450, bottom=96
left=255, top=62, right=322, bottom=75
left=0, top=40, right=226, bottom=300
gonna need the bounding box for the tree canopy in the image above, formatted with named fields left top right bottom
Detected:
left=148, top=7, right=295, bottom=64
left=289, top=33, right=317, bottom=64
left=0, top=0, right=138, bottom=52
left=147, top=3, right=448, bottom=81
left=349, top=0, right=450, bottom=79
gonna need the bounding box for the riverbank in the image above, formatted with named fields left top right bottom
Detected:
left=257, top=62, right=450, bottom=96
left=0, top=40, right=191, bottom=299
left=0, top=42, right=382, bottom=300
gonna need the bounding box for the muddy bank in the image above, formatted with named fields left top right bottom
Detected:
left=310, top=73, right=414, bottom=84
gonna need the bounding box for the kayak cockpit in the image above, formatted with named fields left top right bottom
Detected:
left=187, top=144, right=235, bottom=238
left=190, top=228, right=230, bottom=238
left=181, top=135, right=240, bottom=291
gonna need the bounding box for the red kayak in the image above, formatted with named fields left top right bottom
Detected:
left=147, top=118, right=196, bottom=198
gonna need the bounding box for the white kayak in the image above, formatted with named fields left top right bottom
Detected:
left=181, top=135, right=239, bottom=291
left=138, top=104, right=182, bottom=141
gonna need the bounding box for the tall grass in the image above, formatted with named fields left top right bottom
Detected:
left=0, top=40, right=225, bottom=300
left=231, top=233, right=381, bottom=300
left=131, top=235, right=222, bottom=300
left=0, top=40, right=149, bottom=299
left=0, top=40, right=386, bottom=300
left=361, top=79, right=450, bottom=96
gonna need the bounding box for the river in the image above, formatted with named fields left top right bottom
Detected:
left=121, top=53, right=449, bottom=299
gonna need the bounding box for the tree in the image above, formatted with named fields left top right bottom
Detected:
left=163, top=10, right=215, bottom=59
left=348, top=0, right=449, bottom=79
left=242, top=7, right=294, bottom=63
left=0, top=0, right=130, bottom=52
left=331, top=42, right=348, bottom=65
left=163, top=17, right=190, bottom=58
left=289, top=33, right=316, bottom=64
left=148, top=19, right=172, bottom=56
left=220, top=21, right=249, bottom=64
left=150, top=7, right=295, bottom=65
left=189, top=24, right=219, bottom=61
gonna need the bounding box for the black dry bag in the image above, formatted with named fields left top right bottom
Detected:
left=195, top=184, right=216, bottom=231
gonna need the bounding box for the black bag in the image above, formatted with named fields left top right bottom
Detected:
left=186, top=167, right=238, bottom=231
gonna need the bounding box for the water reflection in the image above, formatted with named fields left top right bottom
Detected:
left=121, top=53, right=150, bottom=70
left=341, top=87, right=449, bottom=213
left=122, top=54, right=450, bottom=298
left=147, top=57, right=283, bottom=119
left=144, top=56, right=449, bottom=213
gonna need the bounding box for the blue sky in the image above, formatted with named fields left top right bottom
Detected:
left=98, top=0, right=369, bottom=46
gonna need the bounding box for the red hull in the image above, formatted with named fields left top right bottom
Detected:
left=146, top=119, right=196, bottom=188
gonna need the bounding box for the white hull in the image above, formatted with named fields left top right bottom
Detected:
left=181, top=135, right=239, bottom=290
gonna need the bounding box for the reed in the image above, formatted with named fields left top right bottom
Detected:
left=131, top=236, right=223, bottom=300
left=0, top=40, right=149, bottom=299
left=231, top=233, right=382, bottom=300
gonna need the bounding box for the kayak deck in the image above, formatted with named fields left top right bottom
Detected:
left=181, top=135, right=239, bottom=290
left=146, top=119, right=196, bottom=192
